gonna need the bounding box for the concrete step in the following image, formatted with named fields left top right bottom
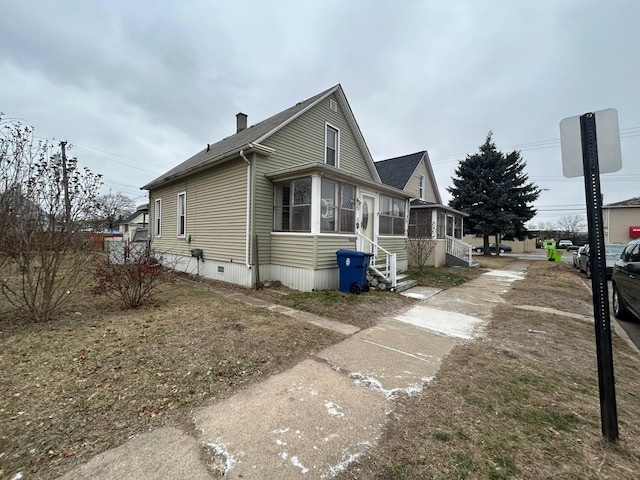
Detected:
left=394, top=279, right=418, bottom=293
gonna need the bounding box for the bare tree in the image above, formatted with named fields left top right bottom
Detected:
left=557, top=215, right=586, bottom=236
left=408, top=222, right=438, bottom=273
left=92, top=191, right=137, bottom=231
left=0, top=116, right=103, bottom=321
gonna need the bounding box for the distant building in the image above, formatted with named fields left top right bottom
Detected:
left=603, top=196, right=640, bottom=244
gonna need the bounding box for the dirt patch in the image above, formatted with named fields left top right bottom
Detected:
left=336, top=260, right=640, bottom=479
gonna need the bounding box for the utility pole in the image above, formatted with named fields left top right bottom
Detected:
left=60, top=141, right=72, bottom=229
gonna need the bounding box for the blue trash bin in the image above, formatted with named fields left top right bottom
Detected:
left=336, top=249, right=373, bottom=294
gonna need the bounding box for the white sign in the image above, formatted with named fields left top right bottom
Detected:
left=559, top=108, right=622, bottom=178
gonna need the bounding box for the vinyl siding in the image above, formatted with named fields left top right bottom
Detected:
left=378, top=236, right=408, bottom=263
left=270, top=234, right=315, bottom=269
left=149, top=159, right=247, bottom=261
left=404, top=160, right=438, bottom=202
left=260, top=95, right=376, bottom=181
left=316, top=235, right=357, bottom=268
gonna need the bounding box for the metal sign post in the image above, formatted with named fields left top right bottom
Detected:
left=579, top=113, right=618, bottom=442
left=560, top=108, right=621, bottom=442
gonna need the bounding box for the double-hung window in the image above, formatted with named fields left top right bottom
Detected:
left=418, top=175, right=425, bottom=200
left=177, top=192, right=186, bottom=237
left=154, top=198, right=162, bottom=237
left=325, top=124, right=339, bottom=167
left=274, top=177, right=312, bottom=232
left=320, top=179, right=355, bottom=233
left=379, top=195, right=405, bottom=235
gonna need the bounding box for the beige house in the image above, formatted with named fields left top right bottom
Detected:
left=375, top=152, right=471, bottom=267
left=142, top=85, right=411, bottom=291
left=603, top=196, right=640, bottom=244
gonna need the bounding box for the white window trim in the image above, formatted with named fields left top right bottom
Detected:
left=177, top=191, right=186, bottom=238
left=154, top=198, right=162, bottom=238
left=324, top=122, right=340, bottom=168
left=419, top=175, right=425, bottom=200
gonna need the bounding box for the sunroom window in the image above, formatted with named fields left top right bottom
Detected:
left=321, top=179, right=355, bottom=233
left=380, top=195, right=405, bottom=235
left=274, top=177, right=312, bottom=232
left=408, top=210, right=432, bottom=238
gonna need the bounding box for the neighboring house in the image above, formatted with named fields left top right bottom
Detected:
left=142, top=85, right=411, bottom=291
left=374, top=152, right=470, bottom=267
left=119, top=205, right=150, bottom=243
left=603, top=196, right=640, bottom=244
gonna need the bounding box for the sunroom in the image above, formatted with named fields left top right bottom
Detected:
left=264, top=164, right=410, bottom=290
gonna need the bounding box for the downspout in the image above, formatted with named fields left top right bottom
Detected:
left=240, top=150, right=252, bottom=269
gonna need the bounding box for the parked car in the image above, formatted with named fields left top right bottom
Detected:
left=558, top=239, right=573, bottom=249
left=572, top=246, right=586, bottom=269
left=612, top=239, right=640, bottom=321
left=474, top=243, right=512, bottom=254
left=578, top=243, right=626, bottom=279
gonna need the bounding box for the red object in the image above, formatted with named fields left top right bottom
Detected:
left=629, top=226, right=640, bottom=238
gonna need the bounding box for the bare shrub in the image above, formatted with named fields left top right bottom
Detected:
left=408, top=222, right=438, bottom=272
left=92, top=247, right=175, bottom=308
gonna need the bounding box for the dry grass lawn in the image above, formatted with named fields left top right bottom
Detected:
left=3, top=258, right=639, bottom=479
left=0, top=280, right=344, bottom=479
left=336, top=261, right=640, bottom=479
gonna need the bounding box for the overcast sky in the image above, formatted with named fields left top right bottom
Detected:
left=2, top=0, right=639, bottom=227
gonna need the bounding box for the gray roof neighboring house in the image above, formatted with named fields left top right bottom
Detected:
left=374, top=151, right=442, bottom=204
left=142, top=84, right=381, bottom=190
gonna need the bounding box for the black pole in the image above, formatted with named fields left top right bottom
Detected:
left=580, top=112, right=618, bottom=442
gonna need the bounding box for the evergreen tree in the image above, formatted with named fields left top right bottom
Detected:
left=448, top=132, right=540, bottom=255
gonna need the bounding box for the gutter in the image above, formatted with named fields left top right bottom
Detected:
left=240, top=149, right=252, bottom=269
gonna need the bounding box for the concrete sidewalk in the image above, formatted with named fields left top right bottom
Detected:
left=59, top=262, right=528, bottom=479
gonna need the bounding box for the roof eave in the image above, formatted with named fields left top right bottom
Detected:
left=141, top=143, right=274, bottom=191
left=265, top=163, right=411, bottom=198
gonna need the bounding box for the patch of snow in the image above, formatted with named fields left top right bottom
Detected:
left=483, top=270, right=525, bottom=282
left=395, top=305, right=484, bottom=339
left=206, top=441, right=237, bottom=473
left=324, top=401, right=345, bottom=417
left=280, top=452, right=288, bottom=460
left=290, top=456, right=310, bottom=473
left=402, top=292, right=429, bottom=300
left=272, top=427, right=290, bottom=434
left=276, top=439, right=286, bottom=446
left=310, top=389, right=318, bottom=396
left=326, top=452, right=362, bottom=477
left=323, top=442, right=373, bottom=478
left=349, top=373, right=433, bottom=400
left=10, top=473, right=23, bottom=480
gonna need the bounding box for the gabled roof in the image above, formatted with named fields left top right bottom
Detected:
left=142, top=84, right=381, bottom=190
left=120, top=208, right=148, bottom=225
left=604, top=196, right=640, bottom=208
left=374, top=151, right=442, bottom=203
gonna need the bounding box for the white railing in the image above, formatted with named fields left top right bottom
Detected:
left=445, top=235, right=473, bottom=266
left=357, top=232, right=397, bottom=287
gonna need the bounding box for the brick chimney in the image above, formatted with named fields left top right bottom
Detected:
left=236, top=112, right=247, bottom=133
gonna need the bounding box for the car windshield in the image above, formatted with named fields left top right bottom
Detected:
left=605, top=244, right=625, bottom=258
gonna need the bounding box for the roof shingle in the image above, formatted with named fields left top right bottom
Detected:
left=142, top=85, right=339, bottom=190
left=374, top=151, right=426, bottom=190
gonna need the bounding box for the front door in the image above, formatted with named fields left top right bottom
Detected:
left=360, top=194, right=376, bottom=253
